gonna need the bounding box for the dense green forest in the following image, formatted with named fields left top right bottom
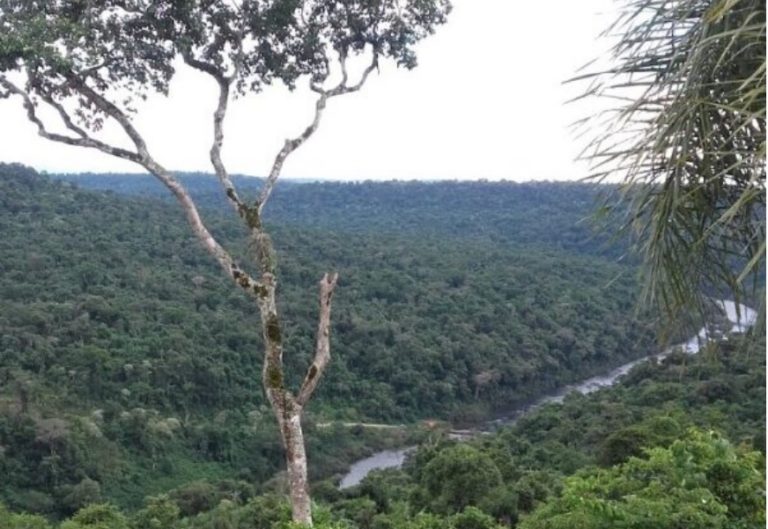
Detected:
left=0, top=164, right=762, bottom=528
left=0, top=164, right=659, bottom=515
left=323, top=337, right=765, bottom=529
left=3, top=166, right=655, bottom=418
left=51, top=173, right=620, bottom=258
left=3, top=335, right=764, bottom=528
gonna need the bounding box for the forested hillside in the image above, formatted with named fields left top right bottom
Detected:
left=0, top=164, right=657, bottom=516
left=4, top=333, right=764, bottom=528
left=52, top=173, right=619, bottom=257
left=330, top=337, right=765, bottom=529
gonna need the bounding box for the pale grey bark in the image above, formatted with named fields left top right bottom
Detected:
left=0, top=77, right=142, bottom=163
left=182, top=51, right=246, bottom=214
left=298, top=273, right=339, bottom=406
left=2, top=49, right=375, bottom=525
left=275, top=407, right=311, bottom=523
left=259, top=50, right=379, bottom=214
left=0, top=75, right=263, bottom=292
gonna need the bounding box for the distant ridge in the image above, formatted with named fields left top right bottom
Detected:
left=50, top=171, right=623, bottom=259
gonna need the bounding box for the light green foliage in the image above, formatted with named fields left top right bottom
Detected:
left=2, top=335, right=762, bottom=528
left=596, top=415, right=682, bottom=467
left=419, top=444, right=503, bottom=513
left=170, top=493, right=335, bottom=529
left=508, top=472, right=559, bottom=515
left=61, top=479, right=102, bottom=514
left=131, top=495, right=180, bottom=529
left=169, top=481, right=219, bottom=518
left=0, top=503, right=52, bottom=529
left=277, top=504, right=354, bottom=529
left=477, top=485, right=518, bottom=525
left=336, top=338, right=764, bottom=528
left=519, top=430, right=766, bottom=529
left=449, top=507, right=502, bottom=529
left=59, top=504, right=129, bottom=529
left=329, top=498, right=377, bottom=529
left=396, top=512, right=445, bottom=529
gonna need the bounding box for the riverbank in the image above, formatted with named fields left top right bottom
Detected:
left=337, top=300, right=758, bottom=489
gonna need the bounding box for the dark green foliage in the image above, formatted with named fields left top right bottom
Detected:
left=58, top=504, right=129, bottom=529
left=418, top=445, right=502, bottom=513
left=1, top=165, right=653, bottom=420
left=0, top=1, right=451, bottom=104
left=53, top=173, right=623, bottom=259
left=2, top=165, right=763, bottom=528
left=596, top=419, right=681, bottom=467
left=0, top=503, right=53, bottom=529
left=450, top=507, right=502, bottom=529
left=60, top=480, right=102, bottom=516
left=0, top=164, right=655, bottom=516
left=332, top=336, right=764, bottom=528
left=1, top=334, right=762, bottom=527
left=130, top=495, right=180, bottom=529
left=168, top=481, right=219, bottom=517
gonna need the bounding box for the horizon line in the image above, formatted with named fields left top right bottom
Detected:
left=41, top=169, right=600, bottom=186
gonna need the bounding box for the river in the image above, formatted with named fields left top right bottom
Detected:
left=339, top=300, right=757, bottom=489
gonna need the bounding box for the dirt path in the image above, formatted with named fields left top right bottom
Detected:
left=315, top=421, right=406, bottom=429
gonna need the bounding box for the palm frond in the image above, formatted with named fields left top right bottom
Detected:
left=575, top=0, right=766, bottom=334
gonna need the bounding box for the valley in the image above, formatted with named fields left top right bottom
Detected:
left=0, top=164, right=763, bottom=528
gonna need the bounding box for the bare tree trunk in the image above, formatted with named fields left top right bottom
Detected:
left=253, top=234, right=337, bottom=525
left=273, top=402, right=311, bottom=525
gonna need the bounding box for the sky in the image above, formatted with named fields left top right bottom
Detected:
left=0, top=1, right=618, bottom=181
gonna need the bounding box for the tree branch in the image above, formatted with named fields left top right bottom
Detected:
left=0, top=77, right=142, bottom=163
left=325, top=51, right=379, bottom=98
left=260, top=49, right=379, bottom=214
left=61, top=75, right=254, bottom=289
left=181, top=48, right=296, bottom=419
left=2, top=74, right=267, bottom=300
left=182, top=51, right=228, bottom=82
left=259, top=92, right=328, bottom=213
left=296, top=272, right=339, bottom=406
left=212, top=78, right=246, bottom=212
left=309, top=48, right=379, bottom=97
left=182, top=45, right=248, bottom=216
left=140, top=156, right=267, bottom=297
left=64, top=72, right=150, bottom=157
left=40, top=94, right=89, bottom=139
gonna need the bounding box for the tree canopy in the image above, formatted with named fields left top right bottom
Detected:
left=519, top=431, right=765, bottom=529
left=0, top=165, right=657, bottom=518
left=0, top=0, right=450, bottom=104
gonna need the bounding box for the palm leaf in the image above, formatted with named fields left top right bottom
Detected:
left=573, top=0, right=766, bottom=336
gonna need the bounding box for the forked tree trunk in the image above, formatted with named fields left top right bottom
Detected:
left=254, top=254, right=337, bottom=526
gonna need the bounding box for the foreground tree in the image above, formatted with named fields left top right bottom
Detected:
left=520, top=430, right=766, bottom=529
left=577, top=0, right=765, bottom=329
left=0, top=1, right=450, bottom=524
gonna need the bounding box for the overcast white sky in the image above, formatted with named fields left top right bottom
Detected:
left=0, top=1, right=618, bottom=181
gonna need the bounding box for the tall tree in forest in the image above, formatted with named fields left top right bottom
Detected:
left=577, top=0, right=765, bottom=329
left=0, top=1, right=450, bottom=524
